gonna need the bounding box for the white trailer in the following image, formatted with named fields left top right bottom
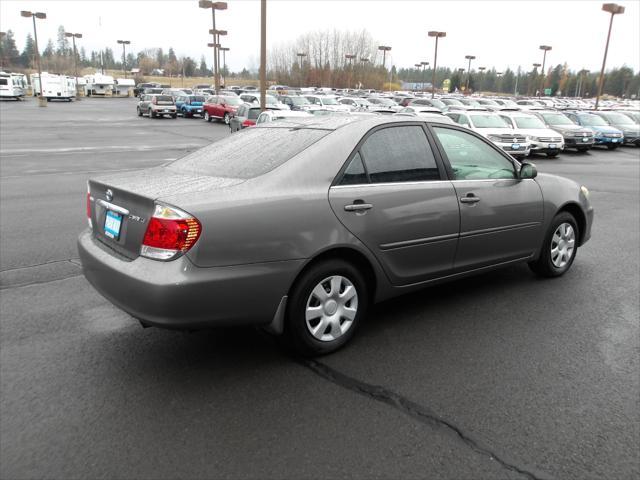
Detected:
left=30, top=72, right=76, bottom=101
left=84, top=73, right=114, bottom=96
left=0, top=72, right=28, bottom=100
left=113, top=78, right=135, bottom=96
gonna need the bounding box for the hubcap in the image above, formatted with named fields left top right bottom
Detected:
left=551, top=223, right=575, bottom=268
left=305, top=275, right=358, bottom=342
left=224, top=114, right=230, bottom=124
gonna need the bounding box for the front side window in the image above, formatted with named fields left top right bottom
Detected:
left=433, top=127, right=516, bottom=180
left=360, top=126, right=440, bottom=183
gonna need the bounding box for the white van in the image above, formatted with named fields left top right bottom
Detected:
left=0, top=72, right=28, bottom=99
left=30, top=72, right=76, bottom=101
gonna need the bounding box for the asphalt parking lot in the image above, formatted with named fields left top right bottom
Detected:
left=1, top=97, right=639, bottom=480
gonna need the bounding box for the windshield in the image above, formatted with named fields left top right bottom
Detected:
left=442, top=98, right=463, bottom=106
left=601, top=112, right=635, bottom=125
left=357, top=99, right=372, bottom=106
left=169, top=127, right=329, bottom=179
left=470, top=114, right=509, bottom=128
left=514, top=116, right=546, bottom=129
left=578, top=115, right=608, bottom=126
left=222, top=96, right=242, bottom=106
left=322, top=97, right=339, bottom=105
left=290, top=97, right=310, bottom=105
left=541, top=113, right=574, bottom=125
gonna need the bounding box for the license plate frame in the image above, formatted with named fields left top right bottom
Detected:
left=104, top=210, right=122, bottom=240
left=511, top=143, right=520, bottom=150
left=549, top=143, right=557, bottom=149
left=582, top=137, right=589, bottom=142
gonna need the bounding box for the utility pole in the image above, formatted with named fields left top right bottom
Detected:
left=200, top=1, right=227, bottom=91
left=464, top=55, right=475, bottom=93
left=421, top=61, right=429, bottom=92
left=65, top=32, right=82, bottom=100
left=428, top=31, right=446, bottom=98
left=538, top=45, right=552, bottom=97
left=21, top=10, right=47, bottom=107
left=345, top=54, right=356, bottom=89
left=297, top=52, right=306, bottom=88
left=595, top=3, right=625, bottom=109
left=117, top=39, right=130, bottom=78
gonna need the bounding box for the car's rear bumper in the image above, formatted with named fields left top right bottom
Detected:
left=78, top=230, right=302, bottom=329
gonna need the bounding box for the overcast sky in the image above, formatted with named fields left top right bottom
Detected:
left=1, top=0, right=639, bottom=73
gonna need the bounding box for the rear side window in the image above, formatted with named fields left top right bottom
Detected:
left=340, top=152, right=367, bottom=185
left=169, top=127, right=329, bottom=179
left=248, top=108, right=261, bottom=120
left=360, top=126, right=440, bottom=183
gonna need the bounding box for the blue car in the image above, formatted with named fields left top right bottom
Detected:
left=566, top=112, right=624, bottom=150
left=175, top=95, right=206, bottom=118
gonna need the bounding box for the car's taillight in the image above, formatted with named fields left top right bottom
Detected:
left=141, top=204, right=201, bottom=261
left=86, top=183, right=93, bottom=229
left=243, top=119, right=255, bottom=127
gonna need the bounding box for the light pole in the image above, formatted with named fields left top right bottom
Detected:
left=378, top=45, right=391, bottom=91
left=116, top=39, right=130, bottom=78
left=464, top=55, right=475, bottom=93
left=478, top=66, right=486, bottom=92
left=260, top=0, right=266, bottom=111
left=21, top=10, right=47, bottom=107
left=199, top=0, right=227, bottom=91
left=65, top=32, right=82, bottom=100
left=428, top=31, right=446, bottom=98
left=576, top=69, right=589, bottom=97
left=219, top=46, right=229, bottom=86
left=360, top=57, right=369, bottom=89
left=595, top=3, right=625, bottom=109
left=421, top=61, right=429, bottom=92
left=414, top=63, right=421, bottom=92
left=532, top=63, right=541, bottom=96
left=209, top=28, right=227, bottom=88
left=496, top=71, right=503, bottom=93
left=297, top=52, right=306, bottom=88
left=538, top=45, right=552, bottom=97
left=345, top=54, right=356, bottom=89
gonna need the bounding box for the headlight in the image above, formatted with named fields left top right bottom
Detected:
left=488, top=135, right=502, bottom=142
left=580, top=185, right=590, bottom=199
left=530, top=136, right=540, bottom=142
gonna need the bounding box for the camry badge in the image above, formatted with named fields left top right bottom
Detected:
left=105, top=189, right=113, bottom=201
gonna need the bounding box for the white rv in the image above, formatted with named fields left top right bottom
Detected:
left=0, top=72, right=28, bottom=100
left=113, top=78, right=135, bottom=96
left=84, top=73, right=114, bottom=96
left=30, top=72, right=76, bottom=101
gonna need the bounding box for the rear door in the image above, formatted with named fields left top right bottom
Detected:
left=329, top=124, right=460, bottom=285
left=430, top=125, right=544, bottom=270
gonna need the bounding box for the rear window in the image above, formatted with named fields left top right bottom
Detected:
left=248, top=108, right=262, bottom=120
left=156, top=95, right=174, bottom=104
left=192, top=96, right=205, bottom=102
left=169, top=127, right=329, bottom=179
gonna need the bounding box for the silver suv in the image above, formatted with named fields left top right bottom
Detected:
left=137, top=94, right=177, bottom=119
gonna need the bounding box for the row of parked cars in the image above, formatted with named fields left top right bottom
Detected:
left=135, top=84, right=639, bottom=158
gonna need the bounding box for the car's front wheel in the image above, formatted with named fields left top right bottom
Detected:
left=529, top=211, right=578, bottom=278
left=137, top=107, right=142, bottom=117
left=204, top=111, right=211, bottom=122
left=283, top=259, right=368, bottom=356
left=606, top=144, right=618, bottom=150
left=224, top=113, right=230, bottom=125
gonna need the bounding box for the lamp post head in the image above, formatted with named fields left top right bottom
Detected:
left=421, top=61, right=429, bottom=66
left=539, top=45, right=552, bottom=51
left=533, top=63, right=541, bottom=68
left=378, top=45, right=391, bottom=51
left=209, top=29, right=227, bottom=35
left=428, top=31, right=446, bottom=37
left=479, top=66, right=486, bottom=71
left=21, top=10, right=33, bottom=17
left=199, top=0, right=213, bottom=8
left=117, top=40, right=130, bottom=45
left=35, top=12, right=46, bottom=18
left=207, top=42, right=216, bottom=48
left=219, top=47, right=229, bottom=52
left=458, top=68, right=465, bottom=73
left=415, top=64, right=421, bottom=68
left=465, top=55, right=476, bottom=60
left=496, top=72, right=503, bottom=76
left=602, top=3, right=625, bottom=14
left=65, top=32, right=73, bottom=37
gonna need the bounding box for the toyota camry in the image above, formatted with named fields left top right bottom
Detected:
left=79, top=115, right=593, bottom=355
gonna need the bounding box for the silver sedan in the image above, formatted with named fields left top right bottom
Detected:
left=79, top=115, right=594, bottom=355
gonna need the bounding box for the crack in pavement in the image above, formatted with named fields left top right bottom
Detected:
left=301, top=359, right=549, bottom=480
left=0, top=273, right=83, bottom=291
left=0, top=258, right=80, bottom=274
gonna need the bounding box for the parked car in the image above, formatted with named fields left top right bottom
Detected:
left=530, top=111, right=595, bottom=152
left=399, top=106, right=446, bottom=117
left=239, top=93, right=288, bottom=110
left=338, top=97, right=375, bottom=111
left=618, top=110, right=640, bottom=124
left=304, top=95, right=351, bottom=112
left=162, top=88, right=188, bottom=100
left=137, top=94, right=177, bottom=118
left=230, top=105, right=266, bottom=132
left=134, top=82, right=159, bottom=97
left=368, top=97, right=403, bottom=112
left=564, top=112, right=624, bottom=150
left=498, top=112, right=565, bottom=157
left=79, top=115, right=593, bottom=355
left=591, top=111, right=640, bottom=146
left=175, top=95, right=206, bottom=118
left=203, top=95, right=243, bottom=124
left=278, top=95, right=313, bottom=111
left=142, top=87, right=163, bottom=96
left=409, top=98, right=447, bottom=111
left=445, top=111, right=531, bottom=158
left=255, top=110, right=313, bottom=124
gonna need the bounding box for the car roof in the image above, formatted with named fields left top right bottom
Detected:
left=255, top=113, right=453, bottom=131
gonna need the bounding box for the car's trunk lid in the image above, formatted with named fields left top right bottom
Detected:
left=88, top=167, right=244, bottom=259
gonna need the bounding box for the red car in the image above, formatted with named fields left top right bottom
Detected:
left=203, top=95, right=243, bottom=124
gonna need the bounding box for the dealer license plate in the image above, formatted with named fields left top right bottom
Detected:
left=104, top=210, right=122, bottom=239
left=549, top=143, right=557, bottom=149
left=511, top=143, right=520, bottom=150
left=582, top=137, right=589, bottom=142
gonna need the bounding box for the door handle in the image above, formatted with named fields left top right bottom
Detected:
left=344, top=202, right=373, bottom=212
left=460, top=195, right=480, bottom=204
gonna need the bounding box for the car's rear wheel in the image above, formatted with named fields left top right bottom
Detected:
left=148, top=108, right=155, bottom=118
left=546, top=151, right=559, bottom=158
left=224, top=113, right=230, bottom=125
left=529, top=211, right=578, bottom=278
left=577, top=147, right=589, bottom=152
left=606, top=144, right=618, bottom=150
left=204, top=111, right=211, bottom=122
left=137, top=107, right=142, bottom=117
left=283, top=259, right=368, bottom=356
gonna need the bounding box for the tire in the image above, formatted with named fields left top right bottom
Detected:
left=606, top=144, right=618, bottom=150
left=137, top=107, right=142, bottom=117
left=528, top=211, right=579, bottom=278
left=283, top=259, right=369, bottom=356
left=576, top=147, right=589, bottom=153
left=223, top=113, right=230, bottom=125
left=204, top=111, right=211, bottom=122
left=171, top=114, right=177, bottom=119
left=149, top=108, right=155, bottom=118
left=546, top=151, right=559, bottom=158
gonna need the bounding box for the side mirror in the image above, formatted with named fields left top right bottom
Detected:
left=519, top=162, right=537, bottom=179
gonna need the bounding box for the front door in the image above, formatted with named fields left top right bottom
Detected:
left=329, top=124, right=460, bottom=286
left=430, top=125, right=544, bottom=271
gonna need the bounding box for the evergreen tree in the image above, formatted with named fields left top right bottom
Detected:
left=20, top=33, right=36, bottom=68
left=199, top=55, right=208, bottom=76
left=56, top=26, right=69, bottom=56
left=156, top=48, right=164, bottom=68
left=43, top=39, right=55, bottom=58
left=1, top=30, right=21, bottom=67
